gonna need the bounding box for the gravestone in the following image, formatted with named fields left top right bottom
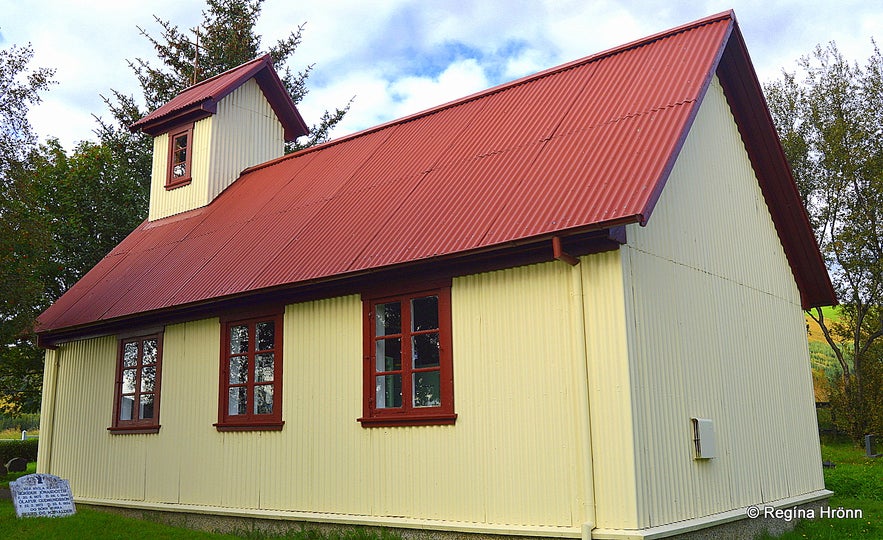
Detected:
left=10, top=473, right=76, bottom=518
left=6, top=457, right=27, bottom=472
left=867, top=434, right=881, bottom=458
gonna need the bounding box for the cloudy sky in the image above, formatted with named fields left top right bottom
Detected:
left=2, top=0, right=881, bottom=150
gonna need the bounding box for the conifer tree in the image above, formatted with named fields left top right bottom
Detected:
left=95, top=0, right=350, bottom=239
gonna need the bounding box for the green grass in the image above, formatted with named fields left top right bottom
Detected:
left=0, top=493, right=402, bottom=540
left=0, top=501, right=248, bottom=539
left=1, top=439, right=879, bottom=539
left=0, top=463, right=402, bottom=540
left=759, top=437, right=883, bottom=539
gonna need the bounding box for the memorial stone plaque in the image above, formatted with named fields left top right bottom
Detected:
left=10, top=473, right=76, bottom=518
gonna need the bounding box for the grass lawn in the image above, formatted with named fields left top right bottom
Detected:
left=0, top=463, right=398, bottom=540
left=760, top=437, right=882, bottom=539
left=0, top=437, right=879, bottom=539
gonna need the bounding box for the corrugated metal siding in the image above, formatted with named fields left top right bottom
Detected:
left=148, top=80, right=284, bottom=221
left=622, top=76, right=822, bottom=528
left=44, top=336, right=133, bottom=499
left=148, top=117, right=212, bottom=221
left=578, top=250, right=640, bottom=530
left=36, top=349, right=59, bottom=473
left=39, top=263, right=601, bottom=532
left=451, top=262, right=589, bottom=527
left=208, top=78, right=285, bottom=201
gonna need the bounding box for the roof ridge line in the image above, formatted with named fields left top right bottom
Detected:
left=175, top=54, right=270, bottom=94
left=241, top=11, right=735, bottom=174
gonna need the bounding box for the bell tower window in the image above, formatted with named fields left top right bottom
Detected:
left=166, top=124, right=194, bottom=189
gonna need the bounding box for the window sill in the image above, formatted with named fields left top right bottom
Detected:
left=165, top=177, right=192, bottom=190
left=107, top=425, right=161, bottom=435
left=358, top=413, right=457, bottom=428
left=214, top=421, right=284, bottom=432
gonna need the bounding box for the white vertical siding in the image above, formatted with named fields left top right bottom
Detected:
left=40, top=261, right=611, bottom=534
left=451, top=262, right=590, bottom=528
left=207, top=78, right=285, bottom=201
left=579, top=250, right=640, bottom=530
left=147, top=78, right=285, bottom=221
left=147, top=118, right=213, bottom=221
left=622, top=75, right=823, bottom=528
left=36, top=349, right=59, bottom=473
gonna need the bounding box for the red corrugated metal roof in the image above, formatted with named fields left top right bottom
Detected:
left=129, top=54, right=308, bottom=140
left=36, top=11, right=836, bottom=340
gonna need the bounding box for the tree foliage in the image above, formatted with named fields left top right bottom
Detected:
left=0, top=41, right=54, bottom=181
left=0, top=1, right=348, bottom=414
left=99, top=0, right=349, bottom=154
left=0, top=40, right=55, bottom=413
left=765, top=42, right=883, bottom=441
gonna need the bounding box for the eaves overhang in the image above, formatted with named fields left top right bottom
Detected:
left=36, top=225, right=628, bottom=348
left=129, top=54, right=308, bottom=141
left=712, top=17, right=836, bottom=309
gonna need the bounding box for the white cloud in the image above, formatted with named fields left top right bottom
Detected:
left=300, top=58, right=490, bottom=139
left=2, top=0, right=880, bottom=149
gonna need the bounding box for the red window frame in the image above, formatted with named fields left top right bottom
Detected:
left=215, top=311, right=284, bottom=431
left=359, top=286, right=456, bottom=427
left=165, top=123, right=194, bottom=189
left=109, top=332, right=163, bottom=434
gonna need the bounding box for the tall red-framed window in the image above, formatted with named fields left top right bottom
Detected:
left=109, top=332, right=163, bottom=434
left=166, top=123, right=193, bottom=189
left=359, top=286, right=455, bottom=427
left=216, top=311, right=284, bottom=431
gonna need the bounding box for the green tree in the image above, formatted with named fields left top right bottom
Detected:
left=765, top=42, right=883, bottom=441
left=98, top=0, right=349, bottom=160
left=0, top=40, right=55, bottom=413
left=0, top=1, right=350, bottom=413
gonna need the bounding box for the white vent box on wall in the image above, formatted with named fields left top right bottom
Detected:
left=692, top=418, right=716, bottom=459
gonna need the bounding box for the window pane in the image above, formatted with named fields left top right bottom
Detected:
left=229, top=356, right=248, bottom=384
left=120, top=396, right=134, bottom=421
left=412, top=332, right=440, bottom=368
left=255, top=353, right=274, bottom=382
left=254, top=385, right=273, bottom=415
left=413, top=371, right=441, bottom=408
left=122, top=368, right=137, bottom=394
left=375, top=338, right=401, bottom=372
left=411, top=296, right=439, bottom=331
left=172, top=163, right=186, bottom=178
left=174, top=133, right=188, bottom=150
left=376, top=374, right=402, bottom=408
left=256, top=321, right=275, bottom=351
left=142, top=339, right=157, bottom=365
left=375, top=302, right=401, bottom=336
left=141, top=366, right=156, bottom=392
left=230, top=324, right=249, bottom=354
left=123, top=342, right=138, bottom=367
left=140, top=394, right=155, bottom=419
left=228, top=387, right=248, bottom=415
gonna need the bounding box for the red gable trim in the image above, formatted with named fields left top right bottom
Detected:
left=130, top=55, right=308, bottom=141
left=715, top=20, right=836, bottom=309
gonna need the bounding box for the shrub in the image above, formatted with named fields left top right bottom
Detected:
left=828, top=359, right=883, bottom=442
left=0, top=413, right=40, bottom=431
left=0, top=438, right=38, bottom=466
